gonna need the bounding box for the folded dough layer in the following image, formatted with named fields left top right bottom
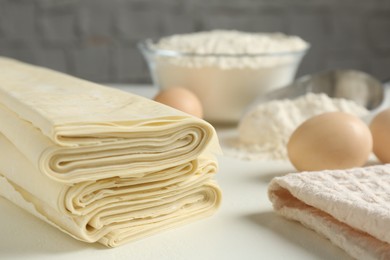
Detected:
left=0, top=57, right=222, bottom=247
left=0, top=174, right=221, bottom=247
left=0, top=131, right=221, bottom=247
left=63, top=158, right=217, bottom=217
left=0, top=57, right=218, bottom=183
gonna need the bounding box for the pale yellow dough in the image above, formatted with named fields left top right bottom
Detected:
left=0, top=57, right=221, bottom=247
left=0, top=57, right=219, bottom=183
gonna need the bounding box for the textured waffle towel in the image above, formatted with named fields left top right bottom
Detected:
left=268, top=165, right=390, bottom=260
left=0, top=57, right=221, bottom=247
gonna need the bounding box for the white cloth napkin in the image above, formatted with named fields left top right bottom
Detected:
left=268, top=165, right=390, bottom=260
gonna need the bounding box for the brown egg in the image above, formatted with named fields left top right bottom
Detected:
left=370, top=108, right=390, bottom=163
left=287, top=112, right=372, bottom=171
left=154, top=87, right=203, bottom=118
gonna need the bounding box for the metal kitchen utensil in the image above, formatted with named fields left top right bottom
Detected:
left=252, top=70, right=385, bottom=111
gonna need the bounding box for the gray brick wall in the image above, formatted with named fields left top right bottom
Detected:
left=0, top=0, right=389, bottom=83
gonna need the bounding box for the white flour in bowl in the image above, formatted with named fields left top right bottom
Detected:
left=153, top=30, right=308, bottom=69
left=149, top=30, right=309, bottom=123
left=224, top=93, right=369, bottom=161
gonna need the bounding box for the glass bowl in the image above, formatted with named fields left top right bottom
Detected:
left=139, top=39, right=309, bottom=124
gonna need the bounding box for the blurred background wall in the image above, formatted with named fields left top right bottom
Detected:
left=0, top=0, right=389, bottom=84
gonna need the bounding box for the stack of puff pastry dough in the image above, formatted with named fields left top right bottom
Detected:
left=0, top=57, right=222, bottom=247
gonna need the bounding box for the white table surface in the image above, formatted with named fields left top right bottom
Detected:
left=0, top=85, right=353, bottom=260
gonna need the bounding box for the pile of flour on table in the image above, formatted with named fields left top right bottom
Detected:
left=227, top=93, right=369, bottom=161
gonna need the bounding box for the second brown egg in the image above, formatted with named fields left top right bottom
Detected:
left=154, top=87, right=203, bottom=118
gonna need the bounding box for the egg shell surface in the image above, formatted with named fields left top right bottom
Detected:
left=370, top=108, right=390, bottom=163
left=154, top=87, right=203, bottom=118
left=287, top=112, right=372, bottom=171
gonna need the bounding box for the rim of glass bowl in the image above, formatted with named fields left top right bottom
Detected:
left=138, top=39, right=310, bottom=58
